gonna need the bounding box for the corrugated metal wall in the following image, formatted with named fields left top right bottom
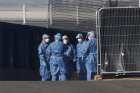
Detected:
left=42, top=0, right=139, bottom=31
left=0, top=0, right=139, bottom=31
left=104, top=0, right=139, bottom=7
left=118, top=0, right=138, bottom=6
left=49, top=0, right=104, bottom=31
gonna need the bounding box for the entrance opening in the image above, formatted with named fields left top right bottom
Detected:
left=0, top=22, right=84, bottom=80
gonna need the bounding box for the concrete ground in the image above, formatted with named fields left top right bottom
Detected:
left=0, top=80, right=140, bottom=93
left=0, top=68, right=140, bottom=93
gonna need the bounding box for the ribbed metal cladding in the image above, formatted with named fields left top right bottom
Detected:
left=49, top=0, right=104, bottom=32
left=104, top=0, right=139, bottom=7
left=98, top=8, right=140, bottom=74
left=0, top=0, right=139, bottom=31
left=118, top=0, right=139, bottom=7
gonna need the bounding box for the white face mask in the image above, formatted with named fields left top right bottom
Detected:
left=44, top=38, right=50, bottom=43
left=88, top=35, right=95, bottom=40
left=63, top=39, right=68, bottom=44
left=77, top=38, right=83, bottom=43
left=88, top=36, right=92, bottom=40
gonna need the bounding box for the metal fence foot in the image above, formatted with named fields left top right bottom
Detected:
left=94, top=75, right=102, bottom=80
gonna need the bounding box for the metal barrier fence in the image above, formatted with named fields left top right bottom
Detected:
left=97, top=7, right=140, bottom=75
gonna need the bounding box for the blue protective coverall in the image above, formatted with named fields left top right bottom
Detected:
left=84, top=38, right=97, bottom=80
left=63, top=43, right=75, bottom=80
left=47, top=41, right=66, bottom=81
left=38, top=42, right=51, bottom=81
left=76, top=41, right=87, bottom=80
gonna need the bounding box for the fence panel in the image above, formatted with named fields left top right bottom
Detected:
left=97, top=7, right=140, bottom=74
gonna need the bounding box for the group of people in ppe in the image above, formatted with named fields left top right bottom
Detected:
left=38, top=31, right=97, bottom=81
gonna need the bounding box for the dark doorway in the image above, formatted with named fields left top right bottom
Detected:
left=0, top=22, right=85, bottom=80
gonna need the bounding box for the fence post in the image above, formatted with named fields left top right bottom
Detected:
left=96, top=10, right=99, bottom=75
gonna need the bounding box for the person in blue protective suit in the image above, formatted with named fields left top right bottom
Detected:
left=46, top=33, right=66, bottom=81
left=38, top=34, right=51, bottom=81
left=76, top=33, right=87, bottom=80
left=62, top=35, right=76, bottom=80
left=84, top=31, right=97, bottom=80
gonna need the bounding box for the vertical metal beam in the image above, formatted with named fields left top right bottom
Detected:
left=76, top=5, right=79, bottom=25
left=47, top=0, right=49, bottom=28
left=22, top=4, right=26, bottom=24
left=49, top=1, right=53, bottom=25
left=139, top=0, right=140, bottom=7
